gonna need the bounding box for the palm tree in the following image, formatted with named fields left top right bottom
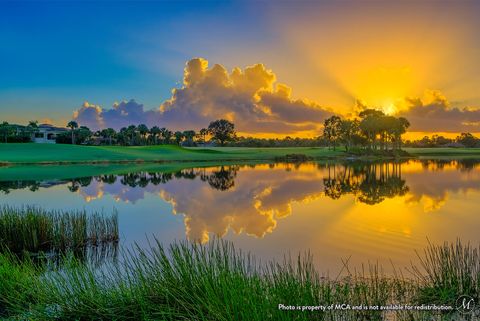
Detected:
left=26, top=120, right=38, bottom=141
left=160, top=128, right=172, bottom=144
left=137, top=124, right=149, bottom=145
left=150, top=126, right=161, bottom=145
left=174, top=131, right=184, bottom=145
left=67, top=121, right=79, bottom=144
left=392, top=117, right=410, bottom=150
left=183, top=130, right=196, bottom=146
left=26, top=120, right=39, bottom=142
left=126, top=125, right=137, bottom=145
left=118, top=127, right=128, bottom=145
left=101, top=128, right=116, bottom=145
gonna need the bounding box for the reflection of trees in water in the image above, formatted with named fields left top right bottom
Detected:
left=106, top=167, right=239, bottom=190
left=322, top=162, right=409, bottom=205
left=2, top=159, right=479, bottom=197
left=0, top=180, right=40, bottom=194
left=200, top=166, right=238, bottom=191
left=68, top=177, right=94, bottom=192
left=420, top=159, right=480, bottom=172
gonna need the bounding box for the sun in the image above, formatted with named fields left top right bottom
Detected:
left=382, top=102, right=397, bottom=115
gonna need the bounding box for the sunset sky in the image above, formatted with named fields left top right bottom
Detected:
left=1, top=0, right=480, bottom=138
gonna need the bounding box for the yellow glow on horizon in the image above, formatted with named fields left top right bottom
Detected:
left=403, top=131, right=480, bottom=141
left=236, top=130, right=320, bottom=139
left=271, top=2, right=479, bottom=117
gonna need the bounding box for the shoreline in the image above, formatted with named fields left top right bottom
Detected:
left=1, top=144, right=480, bottom=167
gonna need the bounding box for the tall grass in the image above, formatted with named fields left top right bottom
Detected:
left=1, top=238, right=477, bottom=320
left=0, top=206, right=119, bottom=254
left=411, top=240, right=480, bottom=305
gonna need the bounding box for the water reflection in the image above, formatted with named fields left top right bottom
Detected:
left=1, top=159, right=480, bottom=243
left=323, top=162, right=408, bottom=204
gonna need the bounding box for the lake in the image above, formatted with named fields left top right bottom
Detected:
left=1, top=158, right=479, bottom=274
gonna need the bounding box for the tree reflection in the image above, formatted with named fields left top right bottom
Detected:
left=323, top=162, right=409, bottom=204
left=200, top=166, right=238, bottom=191
left=1, top=160, right=479, bottom=207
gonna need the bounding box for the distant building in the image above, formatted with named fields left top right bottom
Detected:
left=33, top=124, right=68, bottom=144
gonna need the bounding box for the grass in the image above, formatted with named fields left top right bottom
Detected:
left=1, top=144, right=480, bottom=167
left=0, top=206, right=119, bottom=255
left=410, top=240, right=480, bottom=305
left=404, top=147, right=480, bottom=156
left=0, top=238, right=478, bottom=320
left=0, top=143, right=345, bottom=165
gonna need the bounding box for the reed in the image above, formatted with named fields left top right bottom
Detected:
left=0, top=238, right=477, bottom=320
left=0, top=206, right=119, bottom=254
left=411, top=239, right=480, bottom=305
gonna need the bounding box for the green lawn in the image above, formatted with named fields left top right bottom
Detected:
left=404, top=147, right=480, bottom=156
left=0, top=143, right=344, bottom=165
left=1, top=144, right=480, bottom=167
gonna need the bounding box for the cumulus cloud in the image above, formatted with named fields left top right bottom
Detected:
left=73, top=58, right=334, bottom=135
left=73, top=100, right=159, bottom=131
left=73, top=102, right=104, bottom=130
left=397, top=90, right=480, bottom=132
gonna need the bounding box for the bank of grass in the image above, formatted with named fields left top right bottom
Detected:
left=2, top=144, right=480, bottom=167
left=0, top=143, right=344, bottom=165
left=404, top=147, right=480, bottom=156
left=0, top=206, right=118, bottom=254
left=0, top=239, right=478, bottom=320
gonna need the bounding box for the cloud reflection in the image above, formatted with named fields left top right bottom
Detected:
left=2, top=160, right=480, bottom=242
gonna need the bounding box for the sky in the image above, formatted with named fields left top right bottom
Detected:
left=1, top=0, right=480, bottom=138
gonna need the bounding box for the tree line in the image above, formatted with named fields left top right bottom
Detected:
left=404, top=133, right=480, bottom=148
left=2, top=109, right=480, bottom=149
left=321, top=109, right=411, bottom=152
left=0, top=121, right=40, bottom=143
left=0, top=119, right=237, bottom=147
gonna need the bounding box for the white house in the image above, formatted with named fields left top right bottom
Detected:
left=33, top=124, right=68, bottom=144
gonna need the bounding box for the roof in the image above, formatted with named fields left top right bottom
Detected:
left=38, top=124, right=68, bottom=132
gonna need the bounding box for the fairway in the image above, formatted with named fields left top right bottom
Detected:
left=2, top=144, right=480, bottom=166
left=0, top=143, right=344, bottom=164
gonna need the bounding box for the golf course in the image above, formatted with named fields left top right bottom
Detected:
left=2, top=143, right=480, bottom=166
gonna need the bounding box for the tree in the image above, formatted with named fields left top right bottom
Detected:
left=101, top=128, right=116, bottom=145
left=150, top=126, right=161, bottom=145
left=160, top=128, right=172, bottom=144
left=118, top=127, right=129, bottom=145
left=137, top=124, right=149, bottom=145
left=67, top=121, right=78, bottom=144
left=339, top=119, right=360, bottom=151
left=126, top=125, right=137, bottom=145
left=76, top=126, right=93, bottom=144
left=323, top=116, right=342, bottom=150
left=0, top=122, right=12, bottom=143
left=358, top=109, right=384, bottom=150
left=174, top=131, right=184, bottom=145
left=183, top=130, right=196, bottom=146
left=457, top=133, right=479, bottom=148
left=208, top=119, right=236, bottom=146
left=198, top=128, right=209, bottom=145
left=391, top=117, right=410, bottom=150
left=26, top=121, right=39, bottom=142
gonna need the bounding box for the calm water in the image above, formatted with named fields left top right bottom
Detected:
left=1, top=159, right=479, bottom=273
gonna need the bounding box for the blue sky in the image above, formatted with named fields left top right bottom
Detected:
left=1, top=1, right=272, bottom=124
left=2, top=1, right=480, bottom=137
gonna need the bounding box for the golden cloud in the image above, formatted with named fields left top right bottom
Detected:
left=397, top=90, right=480, bottom=132
left=73, top=58, right=334, bottom=135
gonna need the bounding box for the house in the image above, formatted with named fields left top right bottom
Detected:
left=33, top=124, right=68, bottom=144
